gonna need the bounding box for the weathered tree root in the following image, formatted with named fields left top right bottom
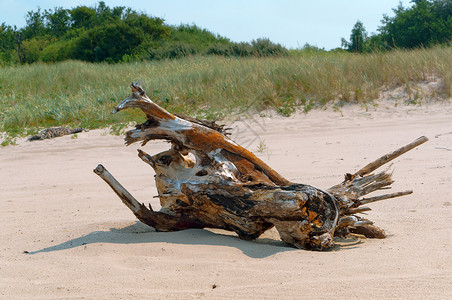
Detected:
left=94, top=81, right=428, bottom=250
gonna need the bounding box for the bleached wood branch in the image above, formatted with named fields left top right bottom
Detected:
left=94, top=81, right=428, bottom=250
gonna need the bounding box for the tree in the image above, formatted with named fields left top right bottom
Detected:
left=92, top=1, right=124, bottom=26
left=342, top=20, right=368, bottom=52
left=44, top=7, right=70, bottom=37
left=1, top=1, right=288, bottom=64
left=70, top=6, right=96, bottom=29
left=23, top=8, right=47, bottom=39
left=124, top=13, right=170, bottom=41
left=20, top=36, right=54, bottom=63
left=300, top=43, right=326, bottom=53
left=378, top=0, right=452, bottom=48
left=0, top=24, right=16, bottom=51
left=0, top=23, right=18, bottom=63
left=73, top=21, right=154, bottom=62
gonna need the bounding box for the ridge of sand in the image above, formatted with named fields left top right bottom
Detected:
left=1, top=100, right=451, bottom=299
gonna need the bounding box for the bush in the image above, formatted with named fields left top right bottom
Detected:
left=41, top=38, right=75, bottom=62
left=0, top=50, right=18, bottom=65
left=206, top=41, right=279, bottom=58
left=148, top=42, right=198, bottom=60
left=251, top=38, right=288, bottom=57
left=171, top=24, right=229, bottom=52
left=231, top=42, right=254, bottom=57
left=72, top=22, right=144, bottom=62
left=378, top=0, right=452, bottom=49
left=2, top=2, right=292, bottom=64
left=164, top=42, right=197, bottom=59
left=20, top=37, right=54, bottom=63
left=0, top=23, right=17, bottom=64
left=206, top=43, right=232, bottom=56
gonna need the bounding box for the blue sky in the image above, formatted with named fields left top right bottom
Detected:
left=0, top=0, right=412, bottom=50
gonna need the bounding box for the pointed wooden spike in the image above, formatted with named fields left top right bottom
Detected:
left=355, top=136, right=428, bottom=177
left=356, top=190, right=413, bottom=207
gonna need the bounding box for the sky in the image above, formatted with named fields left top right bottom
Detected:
left=0, top=0, right=413, bottom=50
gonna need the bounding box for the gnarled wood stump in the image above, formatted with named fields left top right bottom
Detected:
left=94, top=81, right=428, bottom=250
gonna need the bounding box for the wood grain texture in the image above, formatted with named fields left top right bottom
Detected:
left=94, top=81, right=427, bottom=250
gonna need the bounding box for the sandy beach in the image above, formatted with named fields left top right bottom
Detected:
left=1, top=100, right=451, bottom=299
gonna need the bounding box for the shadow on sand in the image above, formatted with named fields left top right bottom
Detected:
left=28, top=222, right=300, bottom=258
left=28, top=222, right=363, bottom=258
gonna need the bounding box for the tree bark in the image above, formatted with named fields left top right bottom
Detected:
left=94, top=81, right=428, bottom=250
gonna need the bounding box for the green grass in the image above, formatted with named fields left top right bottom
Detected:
left=1, top=46, right=451, bottom=143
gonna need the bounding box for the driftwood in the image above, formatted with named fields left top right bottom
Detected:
left=94, top=81, right=428, bottom=250
left=28, top=127, right=86, bottom=141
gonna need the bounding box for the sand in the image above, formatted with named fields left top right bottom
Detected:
left=1, top=100, right=451, bottom=299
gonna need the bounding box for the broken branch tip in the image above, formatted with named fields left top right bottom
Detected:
left=93, top=164, right=105, bottom=175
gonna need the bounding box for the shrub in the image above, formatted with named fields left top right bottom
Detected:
left=135, top=41, right=198, bottom=61
left=20, top=37, right=54, bottom=63
left=72, top=22, right=144, bottom=62
left=206, top=43, right=232, bottom=56
left=379, top=0, right=452, bottom=49
left=251, top=38, right=288, bottom=57
left=165, top=43, right=197, bottom=59
left=41, top=38, right=75, bottom=62
left=231, top=42, right=254, bottom=57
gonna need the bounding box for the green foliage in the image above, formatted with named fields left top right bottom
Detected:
left=124, top=13, right=170, bottom=41
left=70, top=6, right=96, bottom=29
left=0, top=3, right=250, bottom=64
left=206, top=43, right=232, bottom=56
left=109, top=122, right=128, bottom=135
left=20, top=37, right=55, bottom=63
left=300, top=43, right=326, bottom=53
left=0, top=24, right=16, bottom=51
left=0, top=1, right=294, bottom=65
left=341, top=1, right=451, bottom=51
left=0, top=2, right=290, bottom=65
left=158, top=42, right=197, bottom=59
left=207, top=41, right=282, bottom=58
left=170, top=24, right=229, bottom=51
left=290, top=43, right=327, bottom=56
left=2, top=0, right=449, bottom=66
left=1, top=135, right=17, bottom=146
left=379, top=0, right=452, bottom=49
left=231, top=42, right=254, bottom=57
left=135, top=41, right=198, bottom=61
left=1, top=47, right=449, bottom=141
left=41, top=38, right=75, bottom=62
left=72, top=22, right=148, bottom=62
left=206, top=42, right=253, bottom=57
left=23, top=8, right=47, bottom=39
left=342, top=20, right=368, bottom=53
left=94, top=1, right=123, bottom=24
left=0, top=23, right=18, bottom=64
left=44, top=7, right=71, bottom=37
left=251, top=38, right=288, bottom=57
left=207, top=39, right=287, bottom=57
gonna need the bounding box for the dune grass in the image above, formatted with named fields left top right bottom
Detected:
left=1, top=46, right=451, bottom=144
